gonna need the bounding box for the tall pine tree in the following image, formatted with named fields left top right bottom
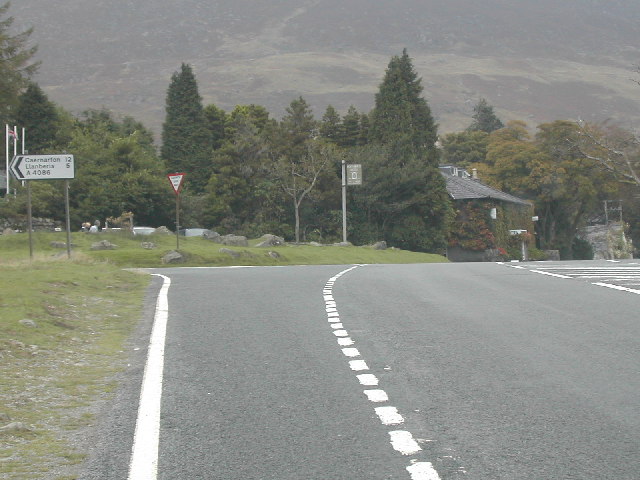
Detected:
left=362, top=49, right=451, bottom=252
left=161, top=63, right=211, bottom=192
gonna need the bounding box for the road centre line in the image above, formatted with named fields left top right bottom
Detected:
left=128, top=274, right=170, bottom=480
left=325, top=266, right=441, bottom=480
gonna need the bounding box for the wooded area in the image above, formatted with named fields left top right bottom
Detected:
left=2, top=2, right=640, bottom=258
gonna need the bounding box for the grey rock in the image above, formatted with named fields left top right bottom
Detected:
left=309, top=241, right=323, bottom=247
left=90, top=240, right=117, bottom=250
left=50, top=241, right=67, bottom=248
left=2, top=228, right=16, bottom=235
left=267, top=251, right=280, bottom=258
left=221, top=235, right=248, bottom=247
left=333, top=241, right=352, bottom=247
left=154, top=226, right=172, bottom=235
left=19, top=319, right=37, bottom=328
left=372, top=241, right=387, bottom=250
left=255, top=234, right=285, bottom=248
left=219, top=248, right=241, bottom=258
left=141, top=242, right=156, bottom=249
left=162, top=250, right=185, bottom=264
left=203, top=230, right=222, bottom=242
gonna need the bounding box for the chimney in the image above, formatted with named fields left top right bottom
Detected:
left=472, top=168, right=478, bottom=179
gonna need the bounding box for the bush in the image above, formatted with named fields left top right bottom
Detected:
left=572, top=237, right=594, bottom=260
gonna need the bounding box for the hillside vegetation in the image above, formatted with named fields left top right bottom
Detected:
left=12, top=0, right=640, bottom=134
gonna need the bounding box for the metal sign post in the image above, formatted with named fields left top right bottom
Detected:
left=341, top=163, right=363, bottom=243
left=167, top=173, right=186, bottom=250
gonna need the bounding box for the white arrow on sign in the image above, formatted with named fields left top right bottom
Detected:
left=167, top=172, right=186, bottom=194
left=10, top=154, right=75, bottom=180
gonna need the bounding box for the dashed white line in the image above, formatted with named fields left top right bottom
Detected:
left=406, top=461, right=441, bottom=480
left=388, top=430, right=421, bottom=454
left=325, top=266, right=442, bottom=480
left=364, top=389, right=389, bottom=402
left=375, top=406, right=405, bottom=425
left=357, top=374, right=379, bottom=386
left=349, top=359, right=369, bottom=371
left=342, top=347, right=361, bottom=357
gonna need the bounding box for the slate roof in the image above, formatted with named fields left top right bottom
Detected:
left=441, top=169, right=531, bottom=206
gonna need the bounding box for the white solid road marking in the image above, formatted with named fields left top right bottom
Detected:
left=337, top=337, right=355, bottom=346
left=128, top=274, right=170, bottom=480
left=593, top=282, right=640, bottom=294
left=530, top=269, right=572, bottom=279
left=375, top=406, right=405, bottom=425
left=388, top=430, right=421, bottom=454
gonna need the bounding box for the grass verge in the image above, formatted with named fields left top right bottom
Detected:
left=0, top=254, right=149, bottom=479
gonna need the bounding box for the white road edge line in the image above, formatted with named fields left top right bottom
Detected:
left=593, top=282, right=640, bottom=295
left=530, top=269, right=572, bottom=279
left=128, top=274, right=170, bottom=480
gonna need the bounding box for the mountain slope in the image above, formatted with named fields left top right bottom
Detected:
left=12, top=0, right=640, bottom=138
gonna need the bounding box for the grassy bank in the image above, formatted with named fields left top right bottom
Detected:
left=0, top=231, right=446, bottom=478
left=0, top=230, right=447, bottom=267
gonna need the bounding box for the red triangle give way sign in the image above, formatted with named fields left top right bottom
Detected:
left=167, top=173, right=186, bottom=194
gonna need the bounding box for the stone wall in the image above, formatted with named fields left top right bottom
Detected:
left=0, top=217, right=62, bottom=233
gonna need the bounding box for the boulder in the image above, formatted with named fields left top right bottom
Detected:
left=141, top=242, right=156, bottom=249
left=255, top=234, right=285, bottom=248
left=203, top=230, right=222, bottom=242
left=154, top=226, right=172, bottom=235
left=19, top=319, right=38, bottom=328
left=267, top=251, right=281, bottom=259
left=219, top=248, right=241, bottom=258
left=2, top=228, right=16, bottom=235
left=90, top=240, right=117, bottom=250
left=333, top=241, right=352, bottom=247
left=162, top=250, right=185, bottom=264
left=372, top=241, right=387, bottom=250
left=221, top=235, right=248, bottom=247
left=50, top=241, right=67, bottom=249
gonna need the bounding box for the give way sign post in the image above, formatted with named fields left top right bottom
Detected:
left=167, top=173, right=186, bottom=249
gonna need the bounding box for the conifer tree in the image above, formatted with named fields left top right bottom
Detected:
left=370, top=49, right=438, bottom=164
left=0, top=2, right=39, bottom=121
left=362, top=49, right=450, bottom=252
left=468, top=98, right=504, bottom=133
left=15, top=82, right=58, bottom=153
left=320, top=105, right=342, bottom=143
left=161, top=63, right=211, bottom=192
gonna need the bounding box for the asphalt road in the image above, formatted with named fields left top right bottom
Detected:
left=79, top=261, right=640, bottom=480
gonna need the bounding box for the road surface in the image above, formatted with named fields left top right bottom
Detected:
left=79, top=261, right=640, bottom=479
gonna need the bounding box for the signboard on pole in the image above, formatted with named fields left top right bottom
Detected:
left=167, top=172, right=185, bottom=195
left=346, top=164, right=362, bottom=185
left=10, top=154, right=74, bottom=180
